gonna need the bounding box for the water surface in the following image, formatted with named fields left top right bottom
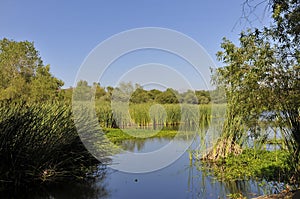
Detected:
left=25, top=136, right=277, bottom=199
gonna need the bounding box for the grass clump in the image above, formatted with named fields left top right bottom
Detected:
left=0, top=101, right=109, bottom=191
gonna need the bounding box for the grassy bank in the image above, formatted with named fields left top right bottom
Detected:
left=103, top=128, right=195, bottom=143
left=0, top=101, right=110, bottom=191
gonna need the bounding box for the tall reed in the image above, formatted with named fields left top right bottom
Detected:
left=0, top=101, right=109, bottom=191
left=94, top=101, right=224, bottom=129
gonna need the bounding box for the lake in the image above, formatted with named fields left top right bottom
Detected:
left=26, top=135, right=279, bottom=199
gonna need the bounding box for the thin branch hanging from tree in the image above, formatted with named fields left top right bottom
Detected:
left=233, top=0, right=272, bottom=31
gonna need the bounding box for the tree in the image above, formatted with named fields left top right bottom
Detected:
left=30, top=65, right=64, bottom=102
left=0, top=38, right=63, bottom=102
left=102, top=86, right=114, bottom=102
left=155, top=88, right=179, bottom=104
left=183, top=90, right=198, bottom=104
left=206, top=31, right=277, bottom=160
left=195, top=90, right=211, bottom=104
left=207, top=0, right=300, bottom=165
left=93, top=82, right=106, bottom=100
left=73, top=80, right=92, bottom=101
left=268, top=0, right=300, bottom=177
left=130, top=87, right=150, bottom=104
left=112, top=82, right=134, bottom=102
left=148, top=89, right=162, bottom=101
left=209, top=88, right=226, bottom=104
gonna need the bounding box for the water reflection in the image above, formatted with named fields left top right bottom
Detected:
left=31, top=180, right=109, bottom=199
left=100, top=136, right=272, bottom=199
left=1, top=167, right=110, bottom=199
left=119, top=134, right=195, bottom=153
left=20, top=134, right=278, bottom=198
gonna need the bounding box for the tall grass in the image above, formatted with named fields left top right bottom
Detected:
left=0, top=101, right=109, bottom=191
left=94, top=101, right=224, bottom=129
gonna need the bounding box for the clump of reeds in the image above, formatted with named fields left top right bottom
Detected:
left=94, top=101, right=221, bottom=129
left=0, top=101, right=108, bottom=191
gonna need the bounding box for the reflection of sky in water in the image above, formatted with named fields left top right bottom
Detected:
left=104, top=144, right=271, bottom=199
left=109, top=134, right=196, bottom=173
left=27, top=136, right=280, bottom=199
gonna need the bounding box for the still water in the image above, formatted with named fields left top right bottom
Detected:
left=27, top=136, right=278, bottom=199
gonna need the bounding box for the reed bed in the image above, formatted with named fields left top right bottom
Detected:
left=0, top=101, right=109, bottom=191
left=94, top=101, right=226, bottom=129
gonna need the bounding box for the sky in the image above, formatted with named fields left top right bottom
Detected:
left=0, top=0, right=272, bottom=90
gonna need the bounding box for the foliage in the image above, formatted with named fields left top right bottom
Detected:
left=267, top=0, right=300, bottom=181
left=130, top=87, right=151, bottom=103
left=155, top=88, right=180, bottom=104
left=73, top=80, right=93, bottom=101
left=0, top=38, right=63, bottom=102
left=210, top=0, right=300, bottom=164
left=72, top=80, right=218, bottom=105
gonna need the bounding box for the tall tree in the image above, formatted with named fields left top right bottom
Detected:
left=269, top=0, right=300, bottom=177
left=155, top=88, right=179, bottom=104
left=30, top=65, right=64, bottom=102
left=0, top=38, right=63, bottom=102
left=130, top=87, right=151, bottom=104
left=73, top=80, right=92, bottom=101
left=208, top=0, right=300, bottom=160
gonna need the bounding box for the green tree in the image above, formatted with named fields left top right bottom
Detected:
left=208, top=0, right=300, bottom=163
left=30, top=65, right=64, bottom=102
left=0, top=38, right=63, bottom=102
left=130, top=87, right=151, bottom=104
left=73, top=80, right=92, bottom=101
left=208, top=31, right=277, bottom=159
left=183, top=90, right=198, bottom=104
left=93, top=82, right=106, bottom=101
left=102, top=86, right=114, bottom=102
left=155, top=88, right=179, bottom=104
left=195, top=90, right=211, bottom=104
left=268, top=0, right=300, bottom=177
left=148, top=89, right=162, bottom=101
left=112, top=82, right=134, bottom=102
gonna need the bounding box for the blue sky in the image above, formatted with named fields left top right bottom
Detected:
left=0, top=0, right=272, bottom=90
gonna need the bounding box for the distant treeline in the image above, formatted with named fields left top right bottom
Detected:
left=69, top=80, right=226, bottom=104
left=0, top=38, right=225, bottom=105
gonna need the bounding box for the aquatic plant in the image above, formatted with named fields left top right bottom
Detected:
left=0, top=101, right=109, bottom=191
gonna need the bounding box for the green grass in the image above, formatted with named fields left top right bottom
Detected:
left=103, top=128, right=194, bottom=143
left=200, top=149, right=291, bottom=182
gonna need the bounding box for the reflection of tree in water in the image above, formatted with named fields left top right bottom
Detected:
left=120, top=126, right=201, bottom=152
left=5, top=167, right=110, bottom=199
left=120, top=139, right=147, bottom=152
